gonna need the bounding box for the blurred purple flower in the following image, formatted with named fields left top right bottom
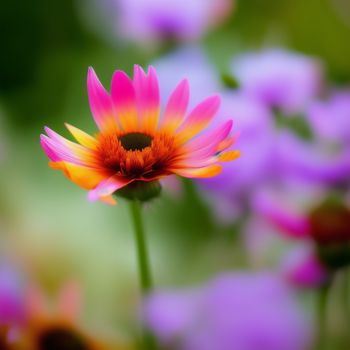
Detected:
left=114, top=0, right=233, bottom=43
left=307, top=90, right=350, bottom=146
left=274, top=130, right=350, bottom=186
left=153, top=47, right=222, bottom=107
left=0, top=263, right=24, bottom=326
left=145, top=272, right=313, bottom=350
left=231, top=49, right=323, bottom=115
left=196, top=92, right=276, bottom=221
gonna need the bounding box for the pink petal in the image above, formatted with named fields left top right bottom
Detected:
left=176, top=95, right=221, bottom=144
left=57, top=282, right=81, bottom=322
left=160, top=79, right=189, bottom=132
left=88, top=176, right=131, bottom=203
left=41, top=127, right=98, bottom=166
left=185, top=120, right=233, bottom=152
left=111, top=70, right=138, bottom=131
left=281, top=245, right=330, bottom=288
left=40, top=135, right=61, bottom=162
left=253, top=191, right=310, bottom=239
left=40, top=135, right=83, bottom=165
left=173, top=120, right=234, bottom=168
left=133, top=65, right=160, bottom=133
left=87, top=67, right=116, bottom=131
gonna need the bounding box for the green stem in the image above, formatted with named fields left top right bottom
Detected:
left=315, top=283, right=331, bottom=350
left=342, top=269, right=349, bottom=349
left=129, top=199, right=156, bottom=350
left=129, top=199, right=153, bottom=294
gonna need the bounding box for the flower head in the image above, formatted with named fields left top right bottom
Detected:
left=41, top=66, right=239, bottom=204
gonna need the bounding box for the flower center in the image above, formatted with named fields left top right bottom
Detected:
left=309, top=201, right=350, bottom=246
left=38, top=327, right=90, bottom=350
left=119, top=132, right=153, bottom=151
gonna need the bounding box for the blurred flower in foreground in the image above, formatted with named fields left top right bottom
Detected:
left=41, top=66, right=239, bottom=204
left=111, top=0, right=233, bottom=44
left=145, top=272, right=313, bottom=350
left=23, top=283, right=125, bottom=350
left=254, top=180, right=350, bottom=287
left=0, top=263, right=25, bottom=349
left=231, top=49, right=322, bottom=115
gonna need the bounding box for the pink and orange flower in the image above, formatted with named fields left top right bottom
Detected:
left=40, top=65, right=239, bottom=204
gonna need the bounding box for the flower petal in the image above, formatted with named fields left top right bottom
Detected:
left=217, top=150, right=241, bottom=162
left=173, top=121, right=235, bottom=167
left=176, top=95, right=221, bottom=144
left=172, top=165, right=222, bottom=178
left=133, top=65, right=160, bottom=133
left=88, top=176, right=131, bottom=204
left=185, top=120, right=233, bottom=153
left=65, top=123, right=98, bottom=150
left=87, top=67, right=117, bottom=131
left=42, top=128, right=98, bottom=167
left=253, top=190, right=310, bottom=239
left=49, top=161, right=109, bottom=190
left=282, top=245, right=330, bottom=288
left=160, top=79, right=189, bottom=133
left=111, top=70, right=138, bottom=131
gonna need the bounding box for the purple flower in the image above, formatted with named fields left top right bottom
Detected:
left=273, top=130, right=350, bottom=185
left=0, top=263, right=24, bottom=326
left=114, top=0, right=233, bottom=43
left=196, top=92, right=276, bottom=221
left=153, top=47, right=222, bottom=107
left=307, top=90, right=350, bottom=146
left=145, top=273, right=313, bottom=350
left=231, top=49, right=323, bottom=115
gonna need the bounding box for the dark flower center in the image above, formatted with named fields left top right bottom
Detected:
left=119, top=133, right=153, bottom=151
left=309, top=200, right=350, bottom=269
left=309, top=202, right=350, bottom=245
left=38, top=327, right=90, bottom=350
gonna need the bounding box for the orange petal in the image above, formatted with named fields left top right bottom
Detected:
left=172, top=165, right=222, bottom=178
left=49, top=161, right=109, bottom=190
left=217, top=150, right=241, bottom=162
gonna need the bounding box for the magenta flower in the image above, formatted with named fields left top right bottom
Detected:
left=231, top=49, right=322, bottom=114
left=40, top=66, right=239, bottom=204
left=145, top=273, right=313, bottom=350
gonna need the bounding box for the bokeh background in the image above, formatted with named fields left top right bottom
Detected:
left=1, top=0, right=350, bottom=349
